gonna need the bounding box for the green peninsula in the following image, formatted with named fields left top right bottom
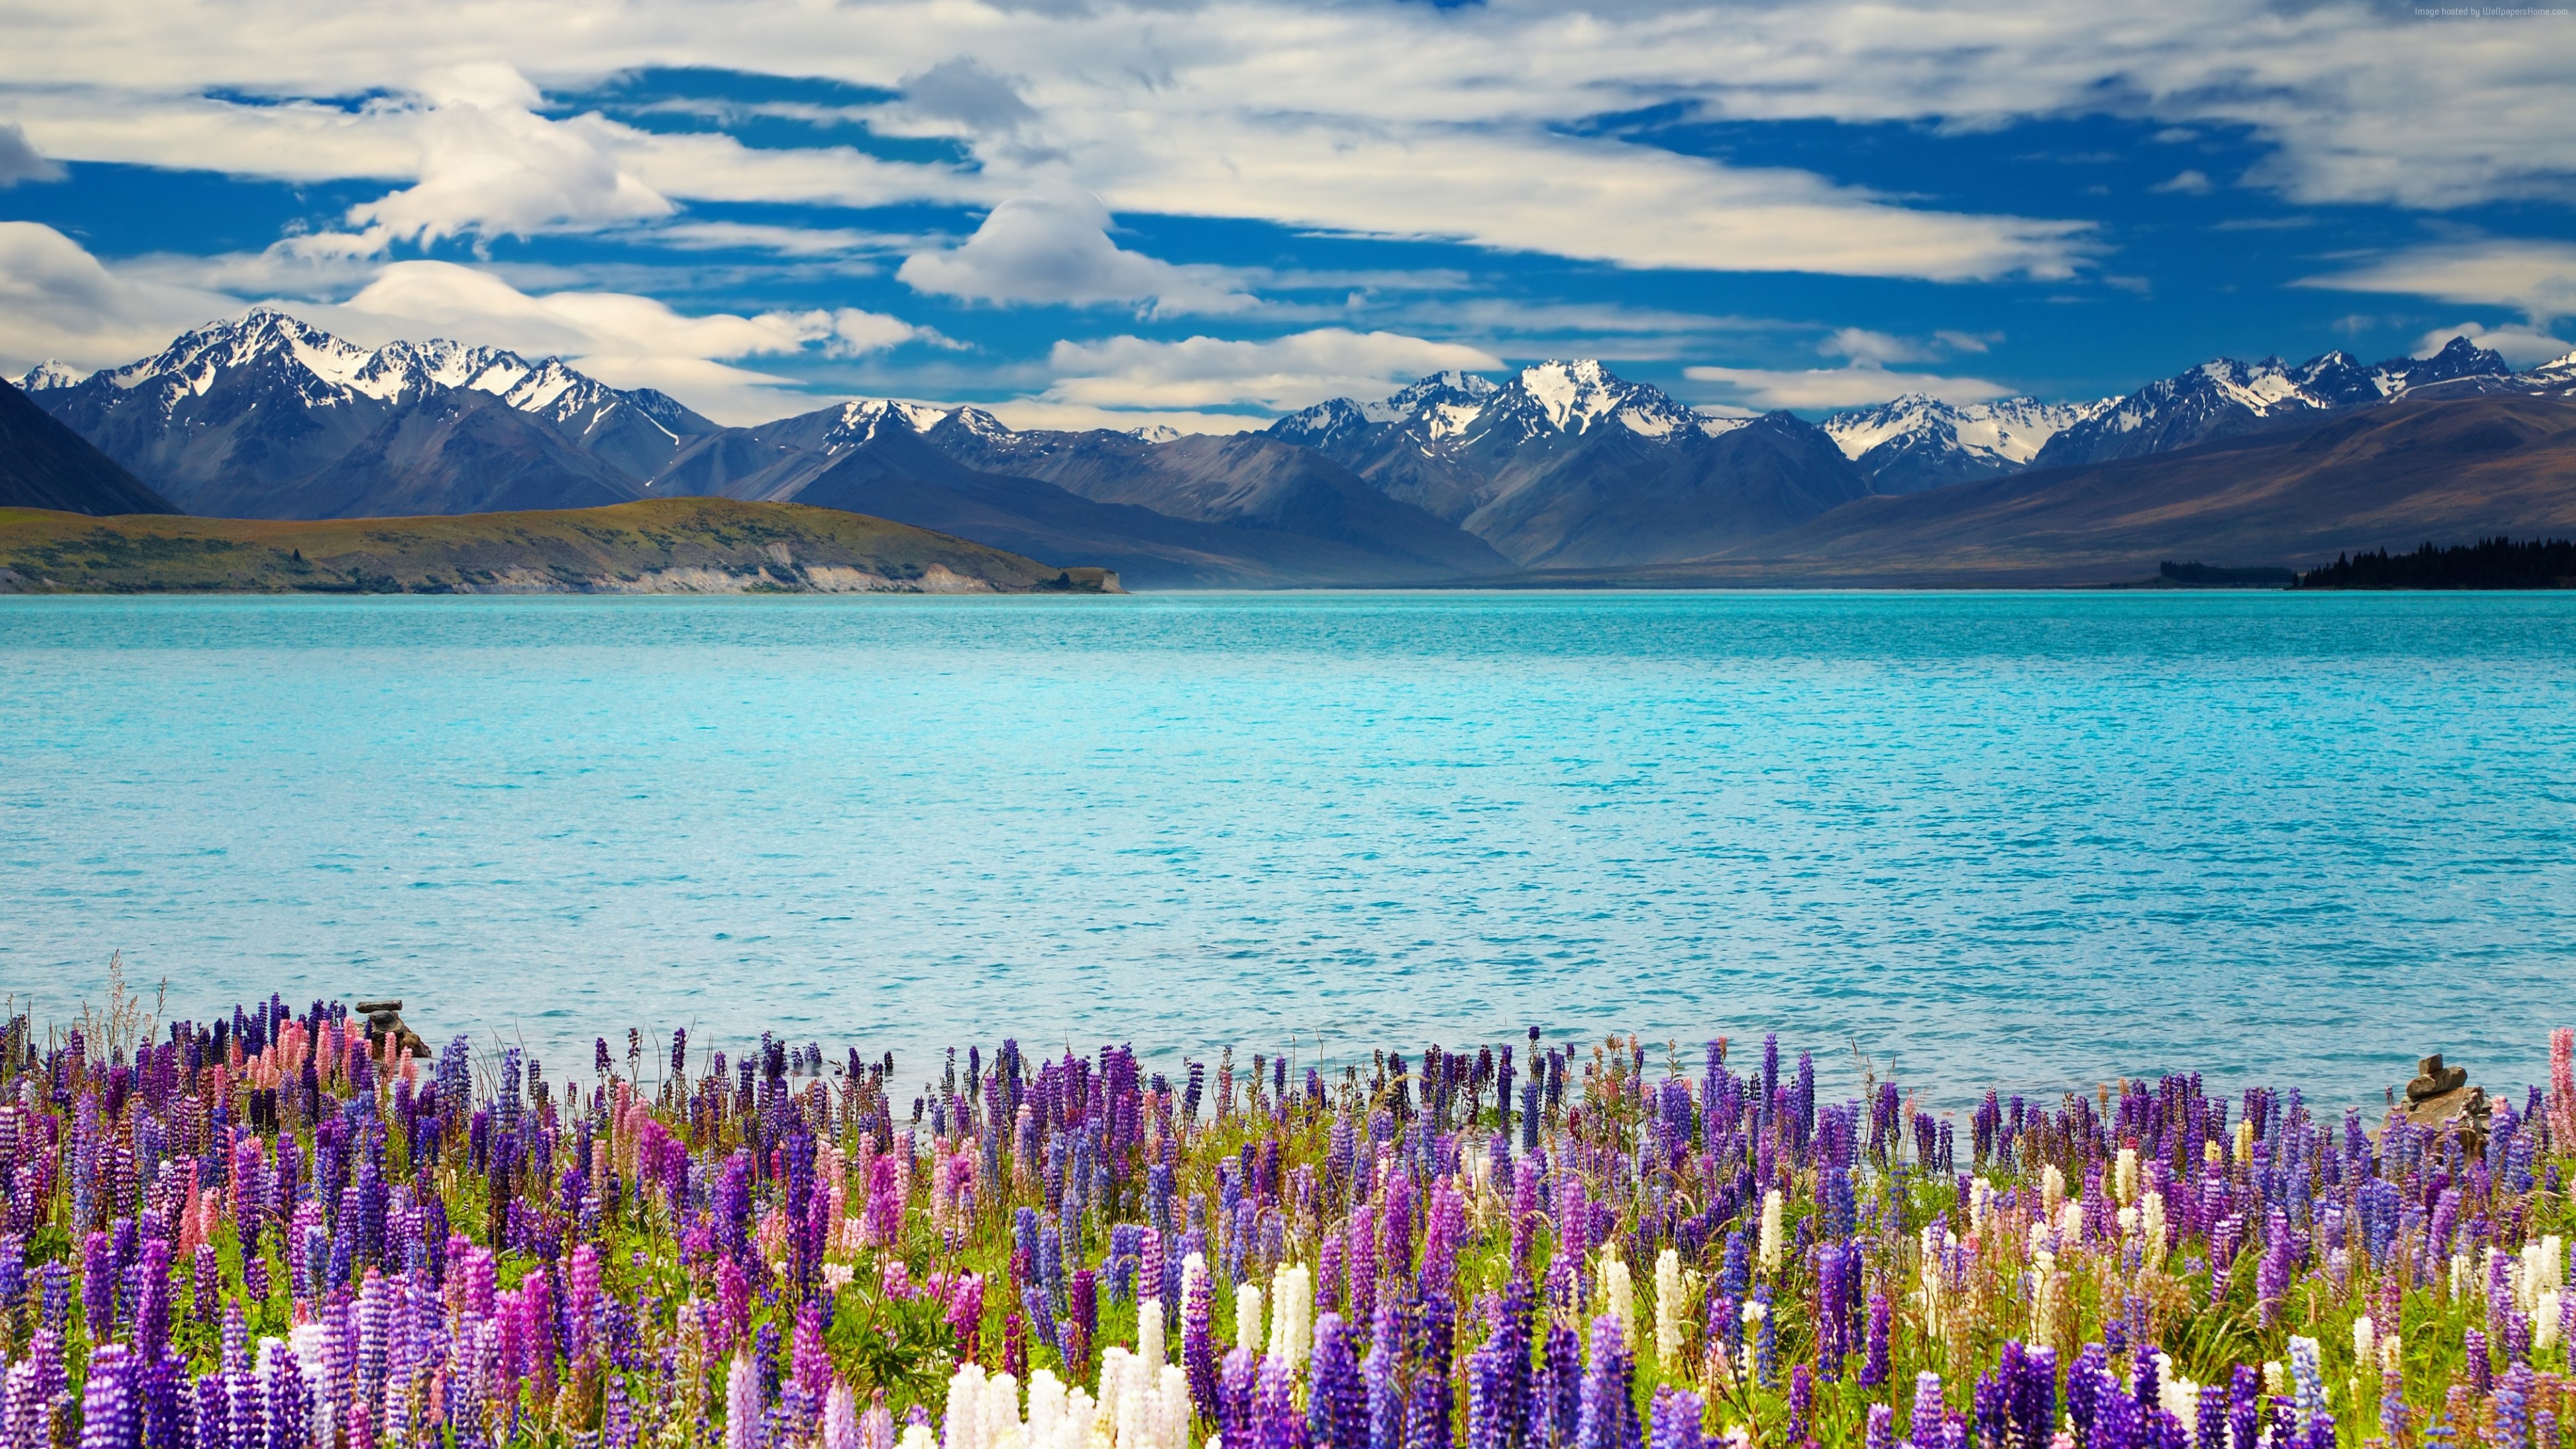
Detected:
left=0, top=497, right=1122, bottom=595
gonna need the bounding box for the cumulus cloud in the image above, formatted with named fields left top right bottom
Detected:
left=2413, top=321, right=2573, bottom=368
left=0, top=222, right=240, bottom=373
left=0, top=225, right=953, bottom=421
left=2300, top=239, right=2576, bottom=323
left=2151, top=170, right=2214, bottom=195
left=898, top=192, right=1260, bottom=315
left=0, top=123, right=64, bottom=186
left=338, top=65, right=674, bottom=247
left=1682, top=361, right=2015, bottom=411
left=322, top=260, right=938, bottom=421
left=1041, top=328, right=1502, bottom=412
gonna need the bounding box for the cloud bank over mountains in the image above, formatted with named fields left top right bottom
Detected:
left=0, top=0, right=2570, bottom=429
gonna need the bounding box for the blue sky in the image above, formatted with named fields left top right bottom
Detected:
left=1, top=1, right=2572, bottom=429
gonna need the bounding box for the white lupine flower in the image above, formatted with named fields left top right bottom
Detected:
left=1269, top=1263, right=1313, bottom=1370
left=1235, top=1283, right=1264, bottom=1356
left=1601, top=1250, right=1635, bottom=1350
left=1654, top=1248, right=1686, bottom=1367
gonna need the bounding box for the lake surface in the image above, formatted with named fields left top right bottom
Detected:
left=5, top=591, right=2571, bottom=1108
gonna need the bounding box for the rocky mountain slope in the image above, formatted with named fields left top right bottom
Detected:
left=17, top=309, right=716, bottom=517
left=1821, top=395, right=2114, bottom=494
left=1266, top=360, right=1870, bottom=566
left=2023, top=337, right=2516, bottom=470
left=1530, top=394, right=2576, bottom=586
left=0, top=378, right=177, bottom=516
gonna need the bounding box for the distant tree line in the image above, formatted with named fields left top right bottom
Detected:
left=2298, top=537, right=2576, bottom=590
left=2159, top=560, right=2294, bottom=586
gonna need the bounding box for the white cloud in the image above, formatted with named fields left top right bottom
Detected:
left=0, top=227, right=947, bottom=421
left=0, top=123, right=64, bottom=186
left=340, top=65, right=674, bottom=246
left=1682, top=361, right=2015, bottom=411
left=898, top=192, right=1260, bottom=315
left=2, top=0, right=2571, bottom=312
left=1041, top=328, right=1502, bottom=413
left=0, top=222, right=240, bottom=373
left=2151, top=170, right=2214, bottom=195
left=2300, top=239, right=2576, bottom=323
left=1819, top=328, right=1939, bottom=366
left=1093, top=121, right=2091, bottom=282
left=622, top=221, right=914, bottom=258
left=2413, top=322, right=2573, bottom=368
left=973, top=400, right=1269, bottom=435
left=900, top=58, right=1039, bottom=132
left=321, top=260, right=938, bottom=421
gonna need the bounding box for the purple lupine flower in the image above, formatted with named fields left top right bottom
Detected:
left=1308, top=1313, right=1369, bottom=1449
left=1971, top=1368, right=2007, bottom=1449
left=2255, top=1236, right=2292, bottom=1328
left=2006, top=1346, right=2055, bottom=1449
left=1866, top=1405, right=1896, bottom=1449
left=1466, top=1340, right=1506, bottom=1449
left=1860, top=1292, right=1892, bottom=1389
left=1538, top=1318, right=1580, bottom=1449
left=1255, top=1348, right=1307, bottom=1449
left=2496, top=1365, right=2534, bottom=1449
left=1911, top=1372, right=1945, bottom=1448
left=1574, top=1316, right=1633, bottom=1449
left=194, top=1368, right=229, bottom=1449
left=2226, top=1366, right=2261, bottom=1449
left=792, top=1303, right=830, bottom=1413
left=2092, top=1377, right=2143, bottom=1449
left=1402, top=1358, right=1450, bottom=1449
left=1364, top=1313, right=1404, bottom=1449
left=1184, top=1260, right=1218, bottom=1415
left=80, top=1344, right=139, bottom=1449
left=1648, top=1389, right=1704, bottom=1449
left=82, top=1230, right=115, bottom=1340
left=1220, top=1346, right=1259, bottom=1449
left=2194, top=1382, right=2226, bottom=1449
left=2065, top=1344, right=2110, bottom=1447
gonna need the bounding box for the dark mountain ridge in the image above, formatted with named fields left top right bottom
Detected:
left=1507, top=393, right=2576, bottom=586
left=0, top=377, right=178, bottom=516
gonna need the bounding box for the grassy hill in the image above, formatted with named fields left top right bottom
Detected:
left=0, top=496, right=1122, bottom=595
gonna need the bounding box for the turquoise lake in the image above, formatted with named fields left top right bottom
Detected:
left=5, top=590, right=2571, bottom=1106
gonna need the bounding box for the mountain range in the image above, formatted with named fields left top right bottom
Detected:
left=15, top=309, right=2576, bottom=586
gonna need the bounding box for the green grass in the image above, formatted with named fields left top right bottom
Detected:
left=0, top=498, right=1121, bottom=595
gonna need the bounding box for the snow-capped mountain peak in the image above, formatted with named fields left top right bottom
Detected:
left=27, top=309, right=722, bottom=500
left=1490, top=359, right=1699, bottom=439
left=14, top=360, right=85, bottom=392
left=825, top=398, right=953, bottom=442
left=1821, top=393, right=2117, bottom=493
